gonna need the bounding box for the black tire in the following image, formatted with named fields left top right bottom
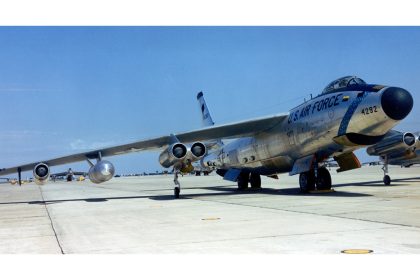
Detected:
left=299, top=171, right=315, bottom=193
left=174, top=187, right=180, bottom=198
left=316, top=168, right=332, bottom=190
left=237, top=172, right=250, bottom=190
left=383, top=175, right=391, bottom=186
left=250, top=173, right=262, bottom=189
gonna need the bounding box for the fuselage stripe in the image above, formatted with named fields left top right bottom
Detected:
left=337, top=92, right=367, bottom=136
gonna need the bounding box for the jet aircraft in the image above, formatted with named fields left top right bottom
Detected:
left=366, top=130, right=420, bottom=185
left=50, top=168, right=87, bottom=182
left=0, top=76, right=414, bottom=198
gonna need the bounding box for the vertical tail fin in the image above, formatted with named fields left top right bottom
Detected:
left=197, top=92, right=215, bottom=127
left=196, top=92, right=223, bottom=148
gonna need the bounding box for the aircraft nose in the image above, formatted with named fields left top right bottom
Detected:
left=381, top=87, right=413, bottom=120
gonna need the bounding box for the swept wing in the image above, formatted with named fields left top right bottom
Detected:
left=0, top=113, right=288, bottom=176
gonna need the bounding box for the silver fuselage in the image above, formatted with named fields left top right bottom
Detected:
left=203, top=87, right=400, bottom=175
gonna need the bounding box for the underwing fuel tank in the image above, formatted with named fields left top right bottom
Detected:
left=367, top=132, right=416, bottom=156
left=88, top=160, right=115, bottom=184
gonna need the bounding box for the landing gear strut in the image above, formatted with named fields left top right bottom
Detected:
left=382, top=157, right=391, bottom=186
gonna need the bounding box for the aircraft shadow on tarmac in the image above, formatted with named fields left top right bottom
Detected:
left=4, top=176, right=419, bottom=206
left=0, top=182, right=377, bottom=206
left=332, top=176, right=420, bottom=188
left=192, top=186, right=372, bottom=198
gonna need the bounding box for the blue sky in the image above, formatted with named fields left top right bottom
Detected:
left=1, top=27, right=420, bottom=177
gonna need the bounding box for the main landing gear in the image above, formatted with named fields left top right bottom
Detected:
left=237, top=172, right=262, bottom=190
left=299, top=167, right=332, bottom=193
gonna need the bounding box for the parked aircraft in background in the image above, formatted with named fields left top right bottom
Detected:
left=193, top=163, right=213, bottom=176
left=50, top=168, right=87, bottom=182
left=0, top=76, right=413, bottom=198
left=367, top=131, right=419, bottom=185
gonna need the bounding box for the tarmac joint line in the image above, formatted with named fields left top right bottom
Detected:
left=38, top=185, right=65, bottom=254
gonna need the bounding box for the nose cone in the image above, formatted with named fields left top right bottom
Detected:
left=381, top=87, right=413, bottom=120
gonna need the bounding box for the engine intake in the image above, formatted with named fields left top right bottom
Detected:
left=33, top=163, right=50, bottom=185
left=159, top=143, right=187, bottom=168
left=88, top=160, right=115, bottom=184
left=189, top=142, right=207, bottom=160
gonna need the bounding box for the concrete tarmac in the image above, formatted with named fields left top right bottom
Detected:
left=1, top=166, right=420, bottom=254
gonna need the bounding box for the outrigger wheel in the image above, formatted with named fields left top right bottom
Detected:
left=173, top=171, right=181, bottom=198
left=174, top=186, right=180, bottom=198
left=383, top=175, right=391, bottom=186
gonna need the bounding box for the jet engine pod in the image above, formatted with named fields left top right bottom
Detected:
left=33, top=163, right=50, bottom=185
left=367, top=132, right=416, bottom=156
left=88, top=160, right=115, bottom=184
left=159, top=143, right=187, bottom=168
left=189, top=142, right=207, bottom=160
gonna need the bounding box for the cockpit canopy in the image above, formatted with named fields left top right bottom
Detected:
left=322, top=76, right=367, bottom=95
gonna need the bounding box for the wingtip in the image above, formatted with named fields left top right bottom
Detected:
left=196, top=91, right=203, bottom=99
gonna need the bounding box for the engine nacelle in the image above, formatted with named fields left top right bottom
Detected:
left=88, top=160, right=115, bottom=184
left=367, top=132, right=416, bottom=156
left=159, top=143, right=187, bottom=168
left=187, top=142, right=207, bottom=161
left=33, top=163, right=50, bottom=185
